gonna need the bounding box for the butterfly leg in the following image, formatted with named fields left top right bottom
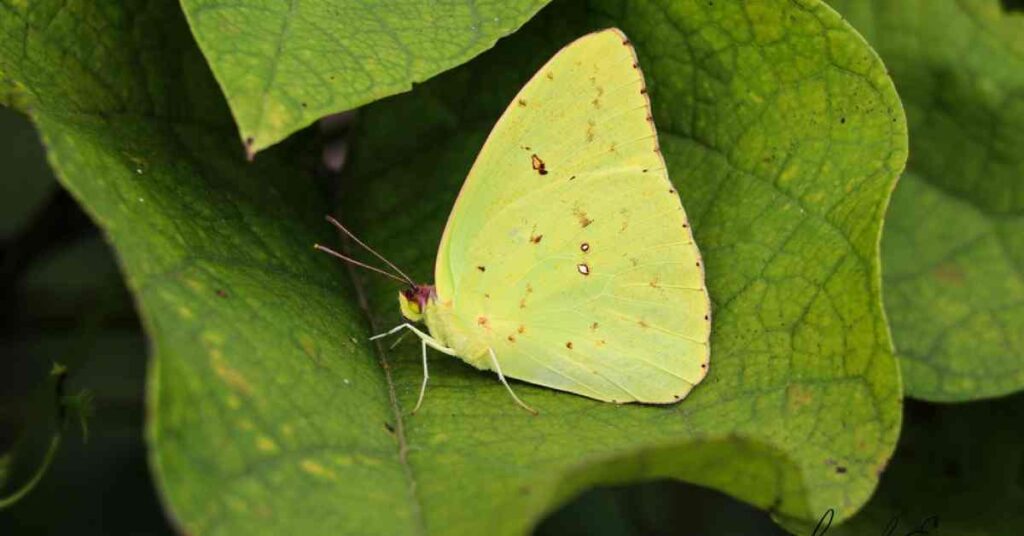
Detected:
left=370, top=323, right=456, bottom=355
left=370, top=323, right=456, bottom=415
left=486, top=347, right=539, bottom=415
left=411, top=337, right=429, bottom=414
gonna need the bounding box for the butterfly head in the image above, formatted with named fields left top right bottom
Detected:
left=399, top=284, right=435, bottom=322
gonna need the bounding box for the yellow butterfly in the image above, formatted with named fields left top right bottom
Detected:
left=318, top=28, right=710, bottom=414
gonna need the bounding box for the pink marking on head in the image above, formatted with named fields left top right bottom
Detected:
left=402, top=284, right=435, bottom=310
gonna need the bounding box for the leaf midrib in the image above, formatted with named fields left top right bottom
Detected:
left=343, top=252, right=428, bottom=535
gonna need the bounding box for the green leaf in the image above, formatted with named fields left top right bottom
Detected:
left=832, top=395, right=1024, bottom=536
left=179, top=0, right=552, bottom=156
left=0, top=1, right=401, bottom=534
left=830, top=0, right=1024, bottom=401
left=343, top=0, right=905, bottom=532
left=1, top=0, right=906, bottom=533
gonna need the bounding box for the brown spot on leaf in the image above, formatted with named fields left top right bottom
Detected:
left=577, top=263, right=590, bottom=276
left=531, top=154, right=548, bottom=175
left=933, top=263, right=964, bottom=285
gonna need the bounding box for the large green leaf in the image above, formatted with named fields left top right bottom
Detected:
left=831, top=0, right=1024, bottom=401
left=179, top=0, right=552, bottom=156
left=1, top=0, right=905, bottom=534
left=343, top=0, right=905, bottom=532
left=833, top=395, right=1024, bottom=536
left=0, top=1, right=403, bottom=533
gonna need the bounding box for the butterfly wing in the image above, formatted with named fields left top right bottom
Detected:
left=433, top=28, right=710, bottom=403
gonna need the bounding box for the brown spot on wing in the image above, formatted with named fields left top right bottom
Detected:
left=638, top=319, right=649, bottom=328
left=590, top=322, right=599, bottom=331
left=530, top=233, right=543, bottom=244
left=517, top=325, right=526, bottom=334
left=546, top=71, right=554, bottom=80
left=572, top=206, right=593, bottom=227
left=577, top=263, right=590, bottom=276
left=580, top=242, right=590, bottom=252
left=531, top=154, right=548, bottom=175
left=477, top=316, right=489, bottom=327
left=565, top=341, right=573, bottom=350
left=517, top=98, right=527, bottom=107
left=477, top=265, right=486, bottom=272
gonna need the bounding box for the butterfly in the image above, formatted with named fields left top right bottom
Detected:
left=317, top=28, right=710, bottom=414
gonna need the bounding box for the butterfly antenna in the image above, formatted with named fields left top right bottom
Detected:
left=324, top=215, right=416, bottom=286
left=313, top=244, right=410, bottom=285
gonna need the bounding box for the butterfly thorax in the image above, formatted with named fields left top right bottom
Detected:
left=398, top=285, right=490, bottom=370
